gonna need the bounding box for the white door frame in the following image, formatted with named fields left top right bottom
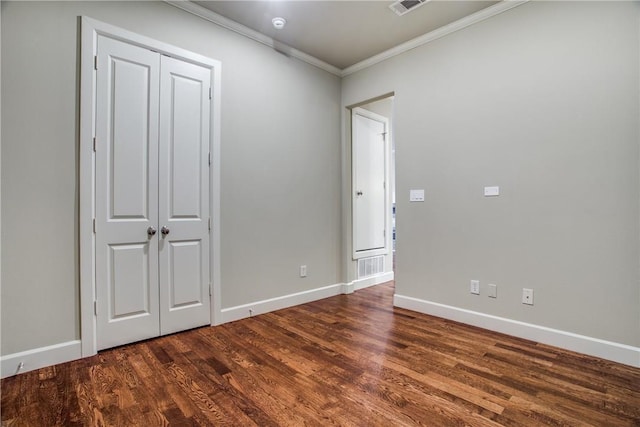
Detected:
left=79, top=17, right=222, bottom=357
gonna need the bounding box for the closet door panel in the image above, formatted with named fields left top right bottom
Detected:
left=95, top=36, right=160, bottom=350
left=158, top=56, right=211, bottom=335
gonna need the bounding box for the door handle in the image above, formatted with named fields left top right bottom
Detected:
left=147, top=226, right=157, bottom=237
left=161, top=226, right=170, bottom=236
left=356, top=191, right=363, bottom=196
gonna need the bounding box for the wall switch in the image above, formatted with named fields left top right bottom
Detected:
left=484, top=186, right=500, bottom=197
left=488, top=283, right=497, bottom=298
left=470, top=280, right=480, bottom=295
left=300, top=265, right=307, bottom=278
left=409, top=189, right=425, bottom=202
left=522, top=288, right=534, bottom=305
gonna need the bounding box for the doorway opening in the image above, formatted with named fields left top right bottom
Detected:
left=348, top=94, right=395, bottom=290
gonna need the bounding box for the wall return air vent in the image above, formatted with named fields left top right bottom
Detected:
left=357, top=256, right=385, bottom=279
left=389, top=0, right=429, bottom=16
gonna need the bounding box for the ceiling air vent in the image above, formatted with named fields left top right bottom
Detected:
left=389, top=0, right=428, bottom=16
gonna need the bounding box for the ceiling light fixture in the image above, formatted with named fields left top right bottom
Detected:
left=272, top=17, right=286, bottom=30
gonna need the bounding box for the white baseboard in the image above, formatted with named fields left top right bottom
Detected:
left=1, top=340, right=82, bottom=378
left=221, top=274, right=396, bottom=324
left=394, top=295, right=640, bottom=368
left=353, top=271, right=394, bottom=291
left=342, top=282, right=355, bottom=294
left=221, top=283, right=345, bottom=323
left=0, top=279, right=397, bottom=378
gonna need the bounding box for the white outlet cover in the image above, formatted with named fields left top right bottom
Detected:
left=484, top=186, right=500, bottom=197
left=470, top=280, right=480, bottom=295
left=522, top=288, right=534, bottom=305
left=409, top=189, right=425, bottom=202
left=488, top=283, right=497, bottom=298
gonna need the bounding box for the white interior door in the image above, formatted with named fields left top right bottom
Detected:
left=95, top=36, right=160, bottom=350
left=96, top=37, right=212, bottom=350
left=158, top=56, right=211, bottom=335
left=353, top=108, right=387, bottom=255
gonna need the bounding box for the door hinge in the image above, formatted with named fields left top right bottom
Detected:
left=93, top=218, right=96, bottom=233
left=208, top=217, right=211, bottom=231
left=208, top=152, right=212, bottom=166
left=94, top=56, right=98, bottom=71
left=381, top=132, right=386, bottom=141
left=94, top=301, right=97, bottom=316
left=93, top=137, right=96, bottom=152
left=209, top=87, right=212, bottom=100
left=383, top=229, right=386, bottom=238
left=209, top=283, right=212, bottom=297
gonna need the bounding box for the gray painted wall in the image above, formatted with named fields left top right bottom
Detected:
left=342, top=1, right=640, bottom=346
left=2, top=0, right=638, bottom=358
left=1, top=1, right=341, bottom=355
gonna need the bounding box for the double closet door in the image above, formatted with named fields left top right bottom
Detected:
left=95, top=36, right=212, bottom=350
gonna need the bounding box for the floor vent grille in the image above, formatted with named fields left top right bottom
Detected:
left=357, top=256, right=385, bottom=279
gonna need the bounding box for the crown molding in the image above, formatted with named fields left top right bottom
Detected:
left=164, top=0, right=343, bottom=77
left=165, top=0, right=529, bottom=79
left=341, top=0, right=529, bottom=77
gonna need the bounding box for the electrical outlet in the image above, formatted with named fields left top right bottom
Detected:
left=300, top=265, right=307, bottom=278
left=470, top=280, right=480, bottom=295
left=484, top=186, right=500, bottom=197
left=522, top=288, right=534, bottom=305
left=488, top=283, right=497, bottom=298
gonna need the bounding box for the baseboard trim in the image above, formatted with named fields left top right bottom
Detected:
left=342, top=282, right=355, bottom=294
left=353, top=271, right=394, bottom=291
left=221, top=283, right=345, bottom=323
left=394, top=295, right=640, bottom=368
left=1, top=340, right=82, bottom=378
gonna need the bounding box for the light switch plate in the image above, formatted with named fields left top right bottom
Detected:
left=484, top=186, right=500, bottom=197
left=410, top=189, right=425, bottom=202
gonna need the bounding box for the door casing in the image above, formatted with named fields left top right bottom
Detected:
left=80, top=17, right=222, bottom=357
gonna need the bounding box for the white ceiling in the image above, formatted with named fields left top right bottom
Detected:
left=193, top=1, right=500, bottom=70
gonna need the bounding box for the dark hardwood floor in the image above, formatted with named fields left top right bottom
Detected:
left=2, top=282, right=640, bottom=426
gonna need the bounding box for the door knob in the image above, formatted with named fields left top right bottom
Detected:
left=147, top=226, right=157, bottom=237
left=161, top=226, right=170, bottom=236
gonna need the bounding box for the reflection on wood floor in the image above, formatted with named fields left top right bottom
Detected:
left=2, top=282, right=640, bottom=426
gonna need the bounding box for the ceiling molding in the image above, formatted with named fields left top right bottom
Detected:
left=165, top=0, right=529, bottom=79
left=164, top=0, right=343, bottom=77
left=341, top=0, right=530, bottom=77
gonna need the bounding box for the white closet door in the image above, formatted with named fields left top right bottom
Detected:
left=353, top=108, right=387, bottom=253
left=158, top=56, right=211, bottom=335
left=95, top=36, right=160, bottom=350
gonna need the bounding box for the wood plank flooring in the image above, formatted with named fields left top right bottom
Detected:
left=2, top=282, right=640, bottom=426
